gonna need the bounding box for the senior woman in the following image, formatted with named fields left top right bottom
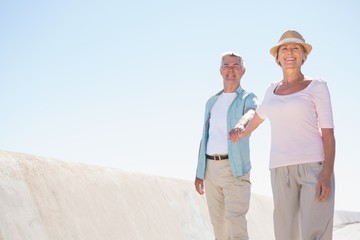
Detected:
left=230, top=30, right=336, bottom=240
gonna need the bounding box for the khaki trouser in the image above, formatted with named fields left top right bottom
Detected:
left=205, top=159, right=251, bottom=240
left=271, top=162, right=335, bottom=240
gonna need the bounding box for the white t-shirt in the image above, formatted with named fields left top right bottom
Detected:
left=206, top=92, right=236, bottom=155
left=256, top=79, right=334, bottom=169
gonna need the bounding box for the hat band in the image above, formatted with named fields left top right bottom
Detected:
left=278, top=37, right=305, bottom=45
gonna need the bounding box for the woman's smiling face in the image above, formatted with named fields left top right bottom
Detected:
left=277, top=43, right=307, bottom=68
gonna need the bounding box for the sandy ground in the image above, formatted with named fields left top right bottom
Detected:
left=0, top=150, right=359, bottom=240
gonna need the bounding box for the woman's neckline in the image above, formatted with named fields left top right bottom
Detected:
left=273, top=78, right=314, bottom=96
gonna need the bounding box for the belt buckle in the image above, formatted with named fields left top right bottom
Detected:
left=215, top=155, right=222, bottom=160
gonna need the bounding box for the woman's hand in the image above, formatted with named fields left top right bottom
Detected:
left=317, top=172, right=332, bottom=202
left=229, top=113, right=264, bottom=143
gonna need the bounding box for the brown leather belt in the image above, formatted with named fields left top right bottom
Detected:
left=206, top=154, right=229, bottom=160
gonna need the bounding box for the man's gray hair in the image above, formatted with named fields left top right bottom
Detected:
left=220, top=51, right=244, bottom=68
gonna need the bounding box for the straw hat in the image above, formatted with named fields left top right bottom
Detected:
left=270, top=30, right=312, bottom=57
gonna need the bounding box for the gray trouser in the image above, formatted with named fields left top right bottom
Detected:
left=205, top=159, right=251, bottom=240
left=271, top=162, right=335, bottom=240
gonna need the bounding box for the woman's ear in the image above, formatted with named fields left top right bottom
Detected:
left=276, top=58, right=281, bottom=66
left=302, top=54, right=308, bottom=64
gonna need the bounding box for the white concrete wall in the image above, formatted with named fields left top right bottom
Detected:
left=0, top=150, right=359, bottom=240
left=0, top=151, right=214, bottom=240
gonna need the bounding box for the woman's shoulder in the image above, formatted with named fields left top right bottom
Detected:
left=265, top=81, right=281, bottom=92
left=306, top=77, right=329, bottom=89
left=305, top=77, right=331, bottom=95
left=306, top=77, right=327, bottom=84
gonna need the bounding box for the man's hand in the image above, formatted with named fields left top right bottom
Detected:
left=228, top=126, right=244, bottom=143
left=194, top=177, right=205, bottom=195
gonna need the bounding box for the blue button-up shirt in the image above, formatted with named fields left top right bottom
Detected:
left=196, top=87, right=258, bottom=179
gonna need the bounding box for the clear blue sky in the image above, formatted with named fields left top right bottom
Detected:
left=1, top=0, right=359, bottom=212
